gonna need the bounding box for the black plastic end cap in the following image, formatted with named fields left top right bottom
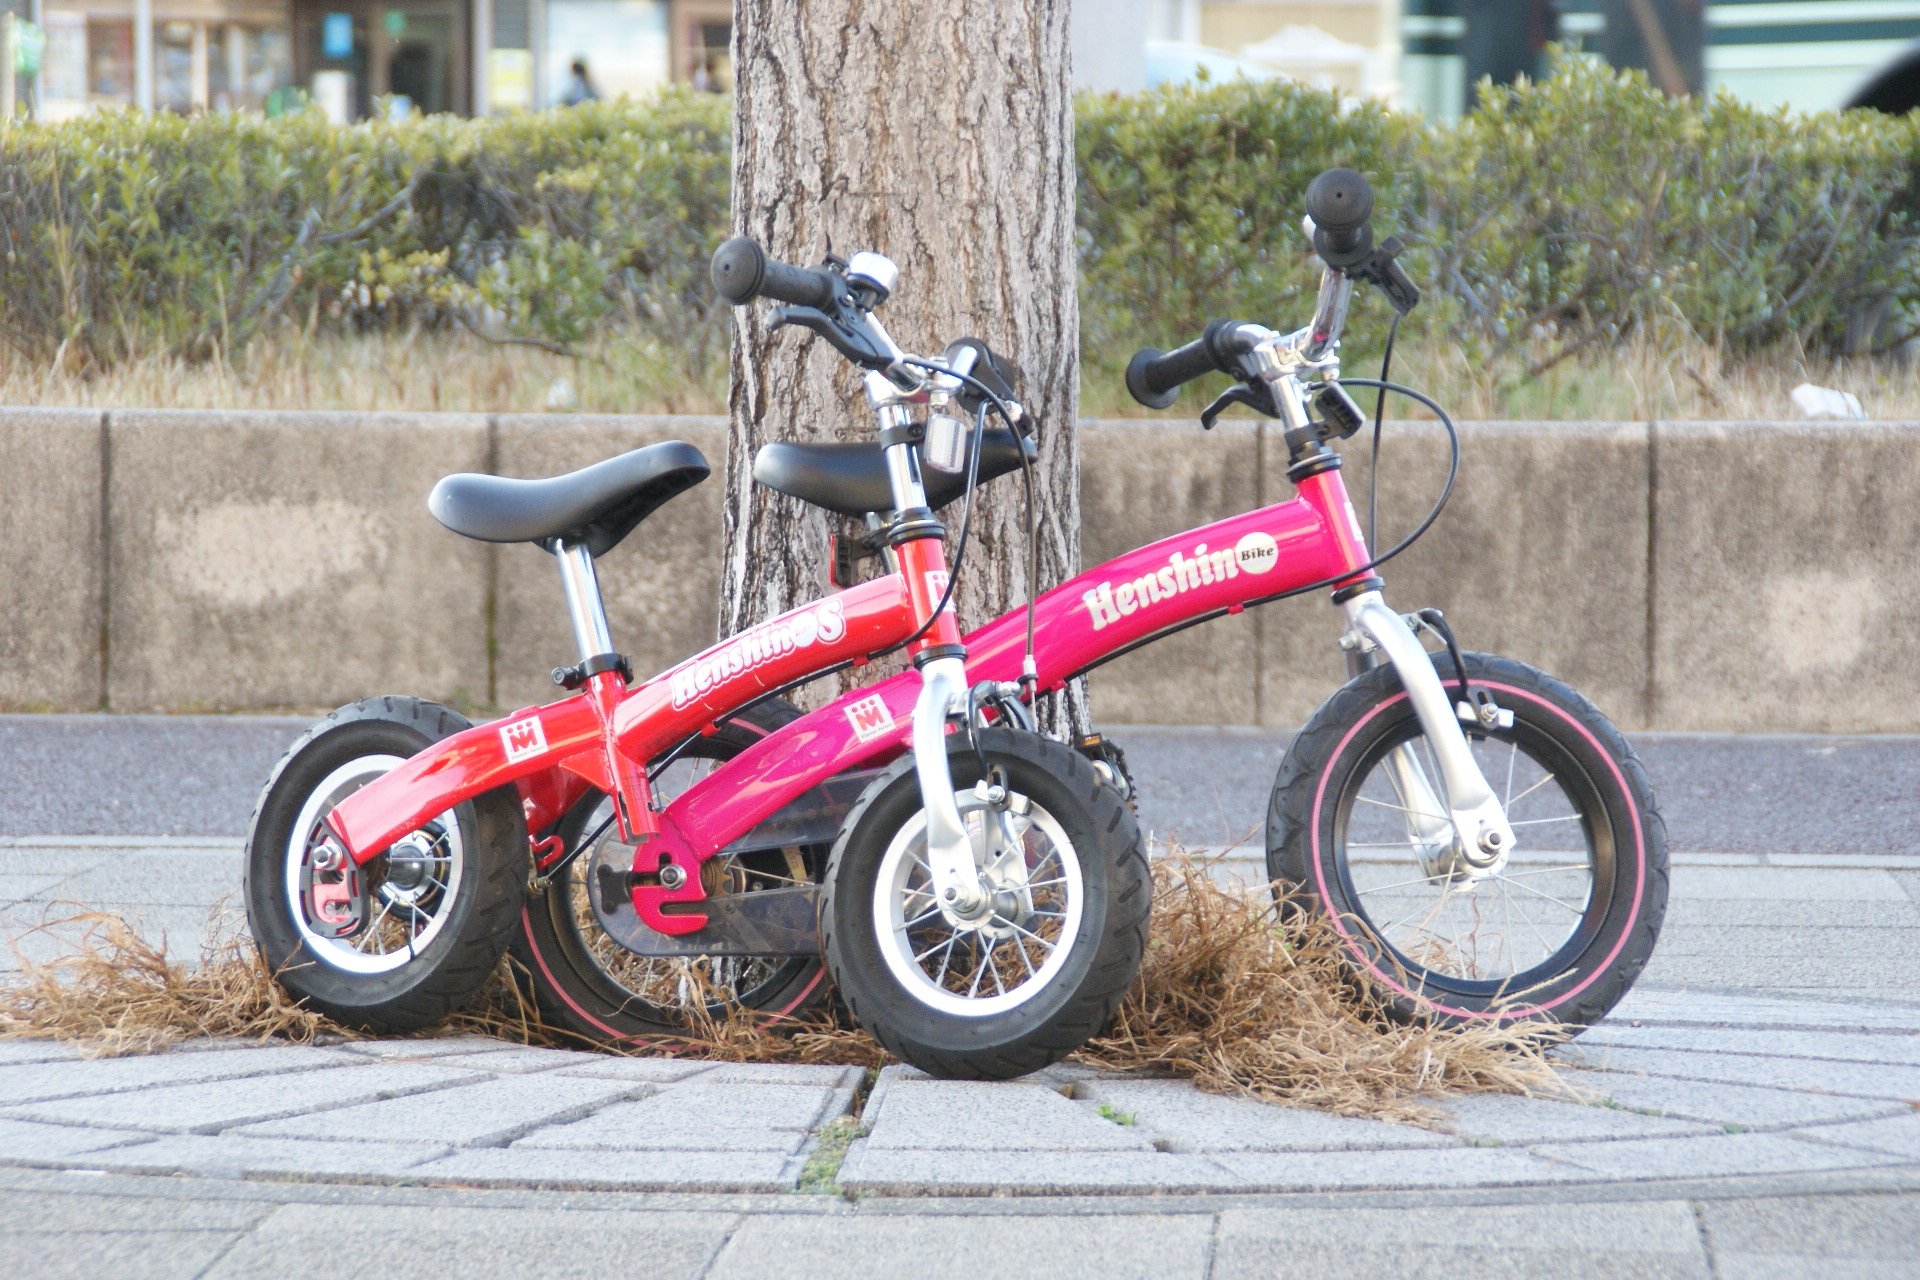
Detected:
left=1125, top=348, right=1180, bottom=410
left=710, top=237, right=766, bottom=305
left=1305, top=168, right=1374, bottom=232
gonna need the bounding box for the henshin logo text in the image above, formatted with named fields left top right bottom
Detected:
left=1082, top=532, right=1277, bottom=630
left=669, top=598, right=847, bottom=708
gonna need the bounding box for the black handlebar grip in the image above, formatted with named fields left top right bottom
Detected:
left=1126, top=337, right=1218, bottom=410
left=1304, top=168, right=1376, bottom=268
left=710, top=237, right=837, bottom=309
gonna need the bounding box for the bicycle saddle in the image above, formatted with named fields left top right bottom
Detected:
left=753, top=428, right=1034, bottom=518
left=429, top=440, right=710, bottom=557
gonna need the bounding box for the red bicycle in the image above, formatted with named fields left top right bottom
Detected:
left=244, top=246, right=1148, bottom=1080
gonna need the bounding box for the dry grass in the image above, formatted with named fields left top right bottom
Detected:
left=0, top=326, right=727, bottom=417
left=4, top=323, right=1916, bottom=423
left=1089, top=333, right=1920, bottom=423
left=0, top=854, right=1572, bottom=1121
left=0, top=907, right=334, bottom=1057
left=1074, top=853, right=1575, bottom=1121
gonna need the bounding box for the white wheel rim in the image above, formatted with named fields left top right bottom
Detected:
left=871, top=791, right=1084, bottom=1018
left=283, top=754, right=466, bottom=975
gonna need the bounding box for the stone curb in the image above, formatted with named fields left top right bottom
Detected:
left=12, top=412, right=1920, bottom=735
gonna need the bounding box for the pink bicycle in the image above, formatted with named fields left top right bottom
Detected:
left=249, top=168, right=1665, bottom=1068
left=576, top=166, right=1658, bottom=1038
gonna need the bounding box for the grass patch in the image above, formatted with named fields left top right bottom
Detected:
left=1096, top=1104, right=1136, bottom=1126
left=0, top=853, right=1573, bottom=1124
left=795, top=1116, right=869, bottom=1195
left=0, top=908, right=336, bottom=1056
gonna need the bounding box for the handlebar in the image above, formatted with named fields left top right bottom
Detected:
left=710, top=237, right=839, bottom=310
left=1124, top=167, right=1426, bottom=412
left=1124, top=319, right=1265, bottom=410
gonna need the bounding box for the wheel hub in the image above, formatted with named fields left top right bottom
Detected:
left=380, top=830, right=444, bottom=909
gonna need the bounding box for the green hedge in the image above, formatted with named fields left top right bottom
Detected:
left=1080, top=57, right=1920, bottom=376
left=3, top=57, right=1916, bottom=378
left=0, top=93, right=730, bottom=370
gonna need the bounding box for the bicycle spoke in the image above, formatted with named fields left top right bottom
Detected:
left=1503, top=772, right=1557, bottom=810
left=931, top=933, right=960, bottom=987
left=1356, top=873, right=1458, bottom=895
left=913, top=932, right=959, bottom=963
left=1355, top=795, right=1447, bottom=820
left=1493, top=873, right=1588, bottom=915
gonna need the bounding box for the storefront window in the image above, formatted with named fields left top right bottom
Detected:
left=38, top=11, right=88, bottom=119
left=690, top=18, right=727, bottom=91
left=156, top=19, right=195, bottom=112
left=86, top=18, right=132, bottom=105
left=545, top=0, right=667, bottom=105
left=246, top=26, right=292, bottom=106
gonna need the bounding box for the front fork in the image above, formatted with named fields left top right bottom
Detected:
left=910, top=655, right=995, bottom=917
left=1341, top=590, right=1515, bottom=877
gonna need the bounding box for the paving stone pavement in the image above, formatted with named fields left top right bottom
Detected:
left=3, top=754, right=1920, bottom=1273
left=0, top=985, right=1910, bottom=1207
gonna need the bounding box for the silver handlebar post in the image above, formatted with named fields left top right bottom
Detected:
left=1301, top=267, right=1354, bottom=363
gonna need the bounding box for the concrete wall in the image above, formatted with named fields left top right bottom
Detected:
left=0, top=409, right=1911, bottom=733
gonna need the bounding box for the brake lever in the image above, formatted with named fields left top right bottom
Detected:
left=1349, top=236, right=1421, bottom=316
left=769, top=305, right=893, bottom=370
left=1198, top=383, right=1274, bottom=431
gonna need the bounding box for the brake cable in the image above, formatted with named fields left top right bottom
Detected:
left=1368, top=311, right=1402, bottom=552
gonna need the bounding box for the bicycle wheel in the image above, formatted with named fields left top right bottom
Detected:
left=1268, top=652, right=1668, bottom=1031
left=822, top=729, right=1149, bottom=1079
left=510, top=699, right=830, bottom=1045
left=244, top=697, right=527, bottom=1033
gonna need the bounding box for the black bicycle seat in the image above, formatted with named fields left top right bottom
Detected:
left=753, top=429, right=1033, bottom=517
left=429, top=440, right=710, bottom=556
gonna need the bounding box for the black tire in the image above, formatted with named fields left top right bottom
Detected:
left=244, top=696, right=527, bottom=1033
left=823, top=728, right=1149, bottom=1080
left=1268, top=652, right=1668, bottom=1032
left=509, top=699, right=831, bottom=1046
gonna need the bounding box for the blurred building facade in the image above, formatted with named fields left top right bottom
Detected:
left=1404, top=0, right=1920, bottom=115
left=1, top=0, right=731, bottom=118
left=4, top=0, right=1915, bottom=119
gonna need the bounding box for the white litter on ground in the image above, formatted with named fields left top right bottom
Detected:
left=1790, top=383, right=1865, bottom=420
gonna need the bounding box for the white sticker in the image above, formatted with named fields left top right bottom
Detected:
left=1235, top=531, right=1279, bottom=575
left=499, top=716, right=548, bottom=764
left=1343, top=500, right=1369, bottom=549
left=844, top=694, right=895, bottom=744
left=925, top=570, right=953, bottom=612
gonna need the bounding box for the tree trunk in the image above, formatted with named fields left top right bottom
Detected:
left=721, top=0, right=1084, bottom=729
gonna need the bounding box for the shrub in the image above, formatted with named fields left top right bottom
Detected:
left=1, top=60, right=1915, bottom=382
left=0, top=94, right=730, bottom=371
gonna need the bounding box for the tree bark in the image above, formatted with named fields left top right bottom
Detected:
left=721, top=0, right=1083, bottom=728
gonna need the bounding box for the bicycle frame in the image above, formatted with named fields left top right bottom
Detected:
left=326, top=247, right=1512, bottom=951
left=324, top=512, right=962, bottom=937
left=327, top=425, right=1500, bottom=945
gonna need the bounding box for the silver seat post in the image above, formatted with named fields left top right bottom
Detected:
left=554, top=540, right=615, bottom=663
